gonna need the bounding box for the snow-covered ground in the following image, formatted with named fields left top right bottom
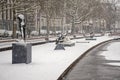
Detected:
left=100, top=42, right=120, bottom=66
left=0, top=36, right=114, bottom=80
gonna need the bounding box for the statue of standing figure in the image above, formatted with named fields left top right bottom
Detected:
left=17, top=14, right=26, bottom=41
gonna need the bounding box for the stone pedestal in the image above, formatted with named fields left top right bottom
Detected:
left=12, top=43, right=32, bottom=64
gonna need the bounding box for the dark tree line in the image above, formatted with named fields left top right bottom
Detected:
left=0, top=0, right=119, bottom=38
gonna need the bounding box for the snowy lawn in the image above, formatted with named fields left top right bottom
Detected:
left=100, top=42, right=120, bottom=66
left=0, top=36, right=113, bottom=80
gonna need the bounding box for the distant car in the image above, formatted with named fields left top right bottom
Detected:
left=67, top=30, right=71, bottom=34
left=30, top=31, right=39, bottom=36
left=40, top=30, right=53, bottom=35
left=40, top=30, right=47, bottom=35
left=16, top=31, right=21, bottom=37
left=0, top=29, right=5, bottom=37
left=56, top=31, right=61, bottom=34
left=0, top=29, right=9, bottom=37
left=94, top=33, right=103, bottom=37
left=7, top=31, right=12, bottom=37
left=49, top=31, right=53, bottom=35
left=5, top=31, right=21, bottom=37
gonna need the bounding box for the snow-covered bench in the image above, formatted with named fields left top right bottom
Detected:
left=85, top=37, right=96, bottom=40
left=60, top=37, right=75, bottom=46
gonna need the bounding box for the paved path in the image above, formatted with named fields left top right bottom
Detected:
left=64, top=41, right=120, bottom=80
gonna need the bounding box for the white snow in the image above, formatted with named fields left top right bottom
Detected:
left=18, top=14, right=25, bottom=20
left=100, top=42, right=120, bottom=66
left=0, top=36, right=114, bottom=80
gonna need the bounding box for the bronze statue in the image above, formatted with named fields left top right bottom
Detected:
left=17, top=14, right=26, bottom=41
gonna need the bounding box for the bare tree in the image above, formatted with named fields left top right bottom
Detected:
left=0, top=0, right=119, bottom=38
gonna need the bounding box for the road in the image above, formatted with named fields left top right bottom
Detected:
left=63, top=40, right=120, bottom=80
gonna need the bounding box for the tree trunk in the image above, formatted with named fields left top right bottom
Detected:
left=71, top=16, right=75, bottom=34
left=12, top=8, right=16, bottom=38
left=46, top=15, right=50, bottom=41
